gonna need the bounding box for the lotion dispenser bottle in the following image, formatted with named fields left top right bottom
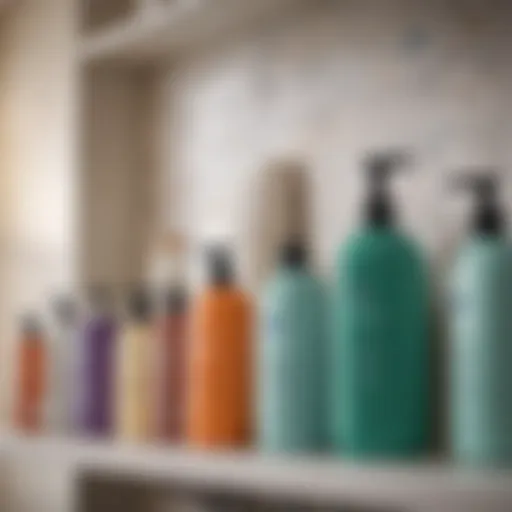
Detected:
left=450, top=173, right=512, bottom=466
left=333, top=151, right=429, bottom=458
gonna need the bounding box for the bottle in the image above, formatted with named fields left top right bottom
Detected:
left=15, top=314, right=46, bottom=433
left=258, top=240, right=327, bottom=452
left=155, top=285, right=188, bottom=441
left=333, top=151, right=429, bottom=458
left=79, top=286, right=117, bottom=437
left=187, top=247, right=252, bottom=448
left=450, top=173, right=512, bottom=466
left=46, top=295, right=79, bottom=434
left=116, top=288, right=153, bottom=442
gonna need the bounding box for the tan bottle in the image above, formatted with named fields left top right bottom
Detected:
left=116, top=288, right=153, bottom=442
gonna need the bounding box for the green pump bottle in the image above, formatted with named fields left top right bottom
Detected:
left=450, top=173, right=512, bottom=466
left=332, top=151, right=429, bottom=458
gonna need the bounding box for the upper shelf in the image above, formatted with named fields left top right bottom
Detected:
left=79, top=0, right=297, bottom=64
left=2, top=433, right=512, bottom=510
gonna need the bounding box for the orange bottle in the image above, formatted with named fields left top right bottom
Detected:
left=16, top=315, right=46, bottom=432
left=187, top=247, right=252, bottom=448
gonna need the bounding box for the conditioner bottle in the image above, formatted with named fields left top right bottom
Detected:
left=333, top=151, right=429, bottom=458
left=258, top=241, right=327, bottom=452
left=451, top=173, right=512, bottom=466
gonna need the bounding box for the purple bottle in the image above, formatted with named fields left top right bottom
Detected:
left=78, top=286, right=117, bottom=436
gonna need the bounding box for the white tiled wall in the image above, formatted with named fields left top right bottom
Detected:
left=166, top=0, right=512, bottom=288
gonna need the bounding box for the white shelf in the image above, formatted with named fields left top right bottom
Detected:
left=2, top=434, right=512, bottom=511
left=79, top=0, right=296, bottom=64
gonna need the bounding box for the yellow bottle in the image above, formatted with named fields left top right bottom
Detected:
left=116, top=289, right=153, bottom=442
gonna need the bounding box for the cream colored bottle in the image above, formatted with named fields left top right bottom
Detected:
left=116, top=289, right=153, bottom=442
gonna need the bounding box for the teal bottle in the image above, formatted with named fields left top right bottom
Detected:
left=451, top=174, right=512, bottom=466
left=332, top=152, right=429, bottom=458
left=258, top=241, right=327, bottom=452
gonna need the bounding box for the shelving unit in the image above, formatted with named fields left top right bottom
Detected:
left=1, top=434, right=512, bottom=511
left=79, top=0, right=297, bottom=63
left=2, top=0, right=512, bottom=510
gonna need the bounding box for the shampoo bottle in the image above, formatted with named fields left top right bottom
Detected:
left=117, top=288, right=153, bottom=442
left=47, top=296, right=79, bottom=433
left=450, top=173, right=512, bottom=466
left=155, top=285, right=188, bottom=441
left=79, top=286, right=117, bottom=437
left=333, top=151, right=429, bottom=458
left=16, top=315, right=46, bottom=432
left=187, top=247, right=252, bottom=448
left=258, top=241, right=327, bottom=452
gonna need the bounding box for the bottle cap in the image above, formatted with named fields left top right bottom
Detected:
left=128, top=287, right=151, bottom=321
left=206, top=246, right=234, bottom=286
left=87, top=284, right=111, bottom=312
left=279, top=240, right=307, bottom=267
left=164, top=285, right=187, bottom=314
left=52, top=295, right=77, bottom=325
left=20, top=313, right=42, bottom=337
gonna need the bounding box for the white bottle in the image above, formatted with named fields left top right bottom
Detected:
left=46, top=296, right=80, bottom=434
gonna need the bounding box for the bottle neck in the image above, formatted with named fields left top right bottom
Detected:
left=364, top=189, right=394, bottom=228
left=473, top=206, right=504, bottom=236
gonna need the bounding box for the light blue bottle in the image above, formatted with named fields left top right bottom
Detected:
left=258, top=241, right=327, bottom=452
left=451, top=174, right=512, bottom=466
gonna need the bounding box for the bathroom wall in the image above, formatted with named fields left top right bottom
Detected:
left=166, top=0, right=512, bottom=287
left=0, top=0, right=77, bottom=418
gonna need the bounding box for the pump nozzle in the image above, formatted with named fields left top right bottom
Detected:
left=453, top=171, right=504, bottom=235
left=363, top=150, right=412, bottom=226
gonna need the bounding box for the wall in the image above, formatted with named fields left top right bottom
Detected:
left=0, top=0, right=77, bottom=418
left=167, top=0, right=512, bottom=288
left=81, top=66, right=159, bottom=291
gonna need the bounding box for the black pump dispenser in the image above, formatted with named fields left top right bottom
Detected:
left=364, top=151, right=410, bottom=227
left=207, top=246, right=234, bottom=286
left=279, top=240, right=307, bottom=268
left=456, top=174, right=504, bottom=235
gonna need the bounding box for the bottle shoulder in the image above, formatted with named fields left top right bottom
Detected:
left=262, top=270, right=325, bottom=313
left=453, top=238, right=512, bottom=276
left=337, top=228, right=424, bottom=268
left=197, top=286, right=252, bottom=314
left=264, top=268, right=323, bottom=294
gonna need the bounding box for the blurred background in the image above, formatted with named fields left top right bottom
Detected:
left=1, top=0, right=512, bottom=510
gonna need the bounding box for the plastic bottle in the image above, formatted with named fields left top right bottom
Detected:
left=46, top=295, right=79, bottom=434
left=450, top=173, right=512, bottom=466
left=258, top=241, right=326, bottom=452
left=333, top=151, right=429, bottom=458
left=155, top=285, right=188, bottom=441
left=16, top=314, right=46, bottom=432
left=79, top=286, right=117, bottom=437
left=187, top=247, right=252, bottom=448
left=116, top=288, right=153, bottom=442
